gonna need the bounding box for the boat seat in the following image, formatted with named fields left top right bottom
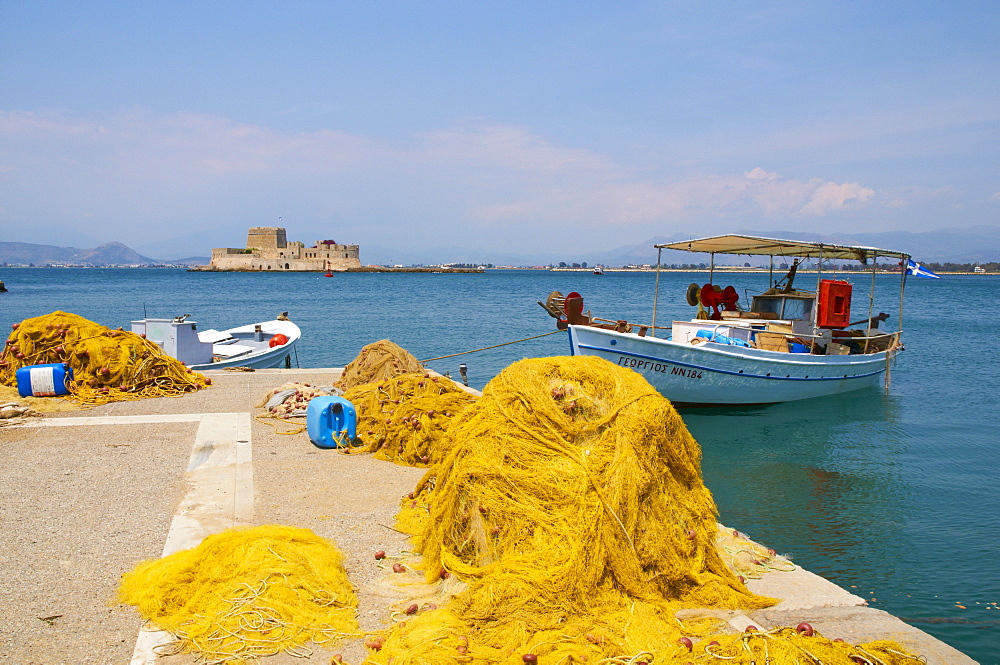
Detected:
left=198, top=329, right=235, bottom=344
left=212, top=344, right=254, bottom=358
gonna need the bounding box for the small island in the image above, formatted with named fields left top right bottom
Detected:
left=202, top=227, right=362, bottom=272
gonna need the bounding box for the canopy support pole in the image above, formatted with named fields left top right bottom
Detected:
left=652, top=247, right=663, bottom=338
left=899, top=255, right=908, bottom=336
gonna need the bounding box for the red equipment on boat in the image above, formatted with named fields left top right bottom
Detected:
left=817, top=279, right=852, bottom=328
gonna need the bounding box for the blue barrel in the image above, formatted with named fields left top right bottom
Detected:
left=307, top=396, right=357, bottom=449
left=16, top=363, right=74, bottom=397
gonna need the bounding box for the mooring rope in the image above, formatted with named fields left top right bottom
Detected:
left=419, top=330, right=563, bottom=363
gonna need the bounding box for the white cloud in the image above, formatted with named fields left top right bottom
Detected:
left=0, top=109, right=895, bottom=251
left=800, top=181, right=875, bottom=215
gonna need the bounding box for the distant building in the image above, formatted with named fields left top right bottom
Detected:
left=210, top=227, right=362, bottom=271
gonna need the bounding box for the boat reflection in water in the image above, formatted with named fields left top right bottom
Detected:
left=686, top=387, right=909, bottom=589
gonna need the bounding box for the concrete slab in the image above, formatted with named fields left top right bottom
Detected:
left=0, top=422, right=192, bottom=664
left=752, top=606, right=978, bottom=664
left=747, top=563, right=868, bottom=610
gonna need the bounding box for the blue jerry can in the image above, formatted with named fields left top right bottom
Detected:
left=307, top=396, right=357, bottom=449
left=16, top=363, right=74, bottom=397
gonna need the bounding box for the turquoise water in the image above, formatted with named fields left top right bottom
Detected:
left=1, top=267, right=997, bottom=661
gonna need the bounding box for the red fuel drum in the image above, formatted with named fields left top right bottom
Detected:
left=817, top=279, right=852, bottom=328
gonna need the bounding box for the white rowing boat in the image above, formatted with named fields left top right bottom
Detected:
left=130, top=315, right=300, bottom=371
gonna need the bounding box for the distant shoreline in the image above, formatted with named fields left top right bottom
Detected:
left=0, top=265, right=994, bottom=275
left=545, top=267, right=996, bottom=275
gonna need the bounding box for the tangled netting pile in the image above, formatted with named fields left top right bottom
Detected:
left=256, top=382, right=337, bottom=434
left=367, top=356, right=920, bottom=665
left=0, top=311, right=209, bottom=406
left=119, top=526, right=360, bottom=664
left=336, top=339, right=423, bottom=392
left=344, top=372, right=477, bottom=467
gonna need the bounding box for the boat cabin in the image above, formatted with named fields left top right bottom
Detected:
left=747, top=292, right=814, bottom=322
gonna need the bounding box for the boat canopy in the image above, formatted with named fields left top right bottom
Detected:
left=655, top=234, right=910, bottom=262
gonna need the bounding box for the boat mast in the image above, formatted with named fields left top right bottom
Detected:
left=651, top=247, right=663, bottom=338
left=812, top=246, right=824, bottom=331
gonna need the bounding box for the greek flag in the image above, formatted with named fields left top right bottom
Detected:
left=906, top=259, right=940, bottom=279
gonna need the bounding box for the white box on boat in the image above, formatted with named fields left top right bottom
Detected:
left=671, top=321, right=754, bottom=344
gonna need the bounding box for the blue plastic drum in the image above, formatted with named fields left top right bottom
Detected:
left=16, top=363, right=74, bottom=397
left=306, top=396, right=357, bottom=449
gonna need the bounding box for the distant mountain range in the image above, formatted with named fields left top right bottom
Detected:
left=1, top=225, right=996, bottom=268
left=363, top=225, right=1000, bottom=266
left=0, top=241, right=208, bottom=267
left=583, top=225, right=1000, bottom=268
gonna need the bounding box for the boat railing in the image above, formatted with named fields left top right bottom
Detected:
left=706, top=329, right=901, bottom=355
left=589, top=317, right=668, bottom=337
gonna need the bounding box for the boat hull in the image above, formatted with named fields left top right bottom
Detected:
left=189, top=320, right=300, bottom=371
left=568, top=325, right=894, bottom=405
left=188, top=342, right=297, bottom=371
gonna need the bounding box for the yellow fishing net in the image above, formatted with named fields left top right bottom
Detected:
left=716, top=525, right=796, bottom=581
left=335, top=339, right=423, bottom=391
left=366, top=356, right=920, bottom=664
left=344, top=372, right=477, bottom=467
left=118, top=525, right=360, bottom=664
left=0, top=311, right=209, bottom=406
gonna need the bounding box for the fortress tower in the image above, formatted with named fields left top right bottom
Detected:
left=246, top=227, right=287, bottom=250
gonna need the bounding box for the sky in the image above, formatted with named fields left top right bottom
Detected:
left=1, top=1, right=997, bottom=261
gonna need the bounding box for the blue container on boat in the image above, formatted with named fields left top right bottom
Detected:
left=789, top=343, right=810, bottom=353
left=307, top=396, right=357, bottom=449
left=16, top=363, right=74, bottom=397
left=696, top=329, right=751, bottom=347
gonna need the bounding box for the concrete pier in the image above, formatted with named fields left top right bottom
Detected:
left=0, top=369, right=976, bottom=664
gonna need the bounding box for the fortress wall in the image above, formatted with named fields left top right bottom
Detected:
left=209, top=252, right=362, bottom=271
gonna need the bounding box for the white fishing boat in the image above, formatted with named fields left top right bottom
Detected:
left=130, top=314, right=300, bottom=371
left=540, top=235, right=913, bottom=406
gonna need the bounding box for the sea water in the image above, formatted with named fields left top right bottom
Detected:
left=1, top=267, right=997, bottom=661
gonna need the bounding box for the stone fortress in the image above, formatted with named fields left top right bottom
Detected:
left=209, top=227, right=362, bottom=271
